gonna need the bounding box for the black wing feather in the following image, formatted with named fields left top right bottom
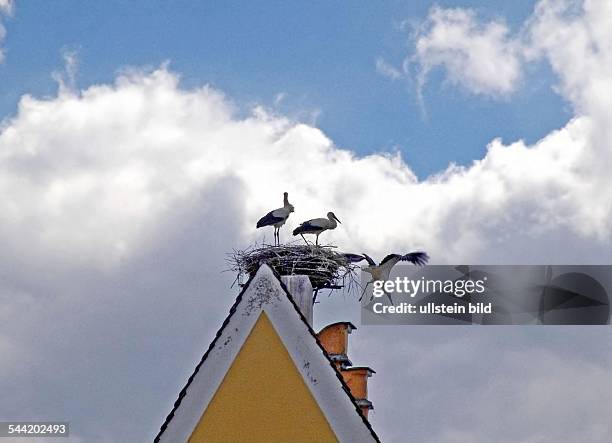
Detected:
left=343, top=253, right=367, bottom=264
left=401, top=251, right=429, bottom=266
left=362, top=253, right=376, bottom=266
left=256, top=211, right=284, bottom=228
left=292, top=220, right=319, bottom=235
left=380, top=254, right=401, bottom=266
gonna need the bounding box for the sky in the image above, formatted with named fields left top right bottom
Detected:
left=1, top=0, right=570, bottom=177
left=1, top=1, right=612, bottom=442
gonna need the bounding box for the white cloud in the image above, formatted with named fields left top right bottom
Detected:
left=1, top=67, right=610, bottom=274
left=0, top=62, right=610, bottom=442
left=0, top=0, right=12, bottom=63
left=412, top=6, right=522, bottom=97
left=353, top=327, right=612, bottom=443
left=52, top=48, right=80, bottom=92
left=0, top=25, right=5, bottom=63
left=376, top=57, right=403, bottom=81
left=410, top=0, right=612, bottom=120
left=0, top=0, right=12, bottom=14
left=526, top=0, right=612, bottom=148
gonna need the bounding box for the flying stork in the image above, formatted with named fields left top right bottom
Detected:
left=256, top=192, right=294, bottom=245
left=292, top=212, right=341, bottom=245
left=346, top=252, right=430, bottom=301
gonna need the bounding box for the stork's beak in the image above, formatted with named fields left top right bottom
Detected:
left=334, top=214, right=341, bottom=224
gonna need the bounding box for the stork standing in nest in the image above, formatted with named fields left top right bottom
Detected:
left=293, top=211, right=341, bottom=245
left=256, top=192, right=295, bottom=245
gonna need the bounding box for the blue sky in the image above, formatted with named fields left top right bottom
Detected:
left=1, top=0, right=570, bottom=176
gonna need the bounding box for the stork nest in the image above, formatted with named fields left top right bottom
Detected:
left=227, top=243, right=360, bottom=293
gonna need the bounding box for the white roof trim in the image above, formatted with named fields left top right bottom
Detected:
left=156, top=264, right=378, bottom=443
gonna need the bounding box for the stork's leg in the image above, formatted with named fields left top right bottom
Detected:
left=275, top=228, right=279, bottom=245
left=315, top=233, right=319, bottom=246
left=359, top=281, right=372, bottom=301
left=385, top=291, right=394, bottom=305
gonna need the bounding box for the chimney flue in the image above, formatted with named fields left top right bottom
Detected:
left=281, top=275, right=313, bottom=326
left=340, top=367, right=375, bottom=418
left=317, top=322, right=355, bottom=369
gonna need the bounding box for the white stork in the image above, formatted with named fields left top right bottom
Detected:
left=256, top=192, right=294, bottom=245
left=292, top=211, right=341, bottom=245
left=346, top=252, right=429, bottom=301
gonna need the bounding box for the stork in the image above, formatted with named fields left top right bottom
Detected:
left=256, top=192, right=294, bottom=245
left=292, top=212, right=341, bottom=245
left=346, top=252, right=429, bottom=301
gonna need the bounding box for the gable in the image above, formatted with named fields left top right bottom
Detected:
left=155, top=264, right=379, bottom=443
left=188, top=312, right=338, bottom=443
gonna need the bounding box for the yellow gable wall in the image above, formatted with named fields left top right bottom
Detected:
left=188, top=312, right=339, bottom=443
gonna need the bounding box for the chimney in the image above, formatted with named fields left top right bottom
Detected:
left=340, top=367, right=375, bottom=418
left=317, top=322, right=355, bottom=369
left=281, top=275, right=313, bottom=326
left=317, top=322, right=375, bottom=419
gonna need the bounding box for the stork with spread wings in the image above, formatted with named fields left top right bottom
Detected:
left=345, top=252, right=430, bottom=302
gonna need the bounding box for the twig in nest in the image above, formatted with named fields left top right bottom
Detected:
left=227, top=243, right=360, bottom=294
